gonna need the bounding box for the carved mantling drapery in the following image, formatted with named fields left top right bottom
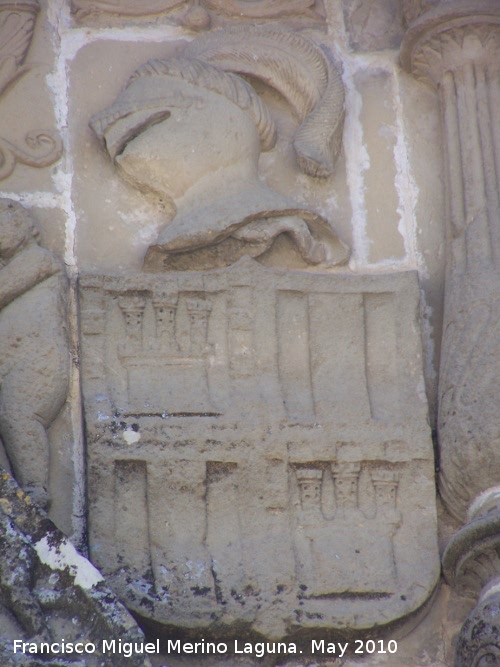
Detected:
left=401, top=2, right=500, bottom=665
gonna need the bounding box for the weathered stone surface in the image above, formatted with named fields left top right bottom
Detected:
left=80, top=263, right=439, bottom=637
left=342, top=0, right=405, bottom=52
left=352, top=68, right=405, bottom=262
left=0, top=199, right=69, bottom=510
left=0, top=469, right=149, bottom=667
left=396, top=71, right=445, bottom=423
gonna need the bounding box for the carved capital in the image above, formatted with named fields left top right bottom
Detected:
left=401, top=0, right=500, bottom=87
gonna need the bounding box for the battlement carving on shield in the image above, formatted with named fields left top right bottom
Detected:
left=80, top=266, right=423, bottom=425
left=294, top=463, right=400, bottom=598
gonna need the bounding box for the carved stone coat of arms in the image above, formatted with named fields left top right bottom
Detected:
left=79, top=25, right=439, bottom=639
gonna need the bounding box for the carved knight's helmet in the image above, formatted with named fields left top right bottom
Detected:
left=90, top=26, right=350, bottom=271
left=90, top=57, right=276, bottom=206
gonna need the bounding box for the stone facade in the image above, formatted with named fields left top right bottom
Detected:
left=0, top=1, right=498, bottom=665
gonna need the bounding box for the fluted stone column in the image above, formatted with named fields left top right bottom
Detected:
left=401, top=2, right=499, bottom=664
left=401, top=0, right=499, bottom=521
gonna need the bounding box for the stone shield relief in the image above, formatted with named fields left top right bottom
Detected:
left=79, top=25, right=439, bottom=638
left=81, top=265, right=438, bottom=637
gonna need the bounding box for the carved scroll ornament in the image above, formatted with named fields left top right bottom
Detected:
left=72, top=0, right=325, bottom=29
left=0, top=131, right=62, bottom=180
left=72, top=0, right=184, bottom=18
left=0, top=0, right=62, bottom=180
left=90, top=26, right=349, bottom=272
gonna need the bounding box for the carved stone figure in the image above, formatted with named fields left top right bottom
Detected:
left=90, top=27, right=349, bottom=272
left=0, top=199, right=69, bottom=508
